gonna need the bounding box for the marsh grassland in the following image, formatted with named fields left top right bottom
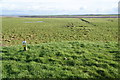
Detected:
left=1, top=17, right=119, bottom=78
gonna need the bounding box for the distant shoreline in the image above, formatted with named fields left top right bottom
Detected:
left=1, top=15, right=118, bottom=18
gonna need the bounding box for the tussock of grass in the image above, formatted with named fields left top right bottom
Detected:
left=2, top=41, right=119, bottom=78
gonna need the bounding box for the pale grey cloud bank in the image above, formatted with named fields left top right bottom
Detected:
left=0, top=0, right=119, bottom=15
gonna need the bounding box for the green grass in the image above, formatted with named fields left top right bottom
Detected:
left=2, top=18, right=118, bottom=46
left=2, top=17, right=119, bottom=78
left=2, top=41, right=119, bottom=78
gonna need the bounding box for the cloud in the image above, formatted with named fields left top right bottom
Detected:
left=0, top=0, right=119, bottom=15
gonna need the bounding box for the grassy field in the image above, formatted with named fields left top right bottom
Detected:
left=2, top=17, right=118, bottom=46
left=1, top=17, right=119, bottom=78
left=2, top=41, right=119, bottom=78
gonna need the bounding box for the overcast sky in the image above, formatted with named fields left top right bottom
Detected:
left=0, top=0, right=119, bottom=15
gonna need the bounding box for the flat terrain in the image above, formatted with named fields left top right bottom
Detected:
left=2, top=17, right=118, bottom=46
left=1, top=17, right=119, bottom=78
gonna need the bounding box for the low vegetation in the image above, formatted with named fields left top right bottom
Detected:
left=1, top=17, right=119, bottom=78
left=2, top=41, right=119, bottom=78
left=2, top=18, right=118, bottom=46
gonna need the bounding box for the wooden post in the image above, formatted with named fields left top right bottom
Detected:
left=22, top=40, right=27, bottom=51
